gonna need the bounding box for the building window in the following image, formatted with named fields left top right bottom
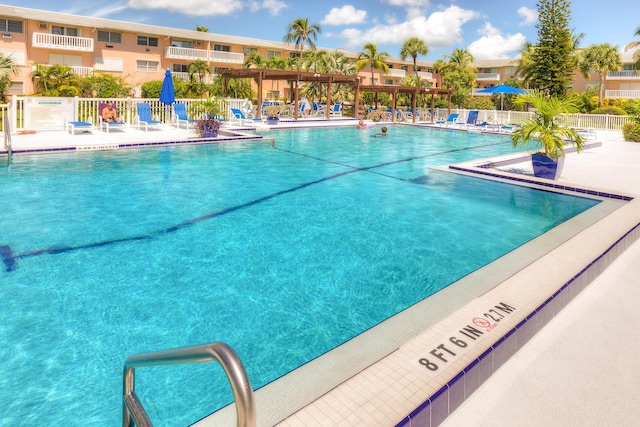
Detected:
left=213, top=44, right=230, bottom=52
left=52, top=26, right=78, bottom=36
left=384, top=79, right=394, bottom=85
left=137, top=36, right=158, bottom=47
left=172, top=64, right=189, bottom=73
left=289, top=52, right=300, bottom=58
left=266, top=50, right=281, bottom=58
left=242, top=47, right=257, bottom=55
left=136, top=60, right=159, bottom=72
left=171, top=40, right=194, bottom=48
left=97, top=31, right=122, bottom=43
left=0, top=19, right=23, bottom=33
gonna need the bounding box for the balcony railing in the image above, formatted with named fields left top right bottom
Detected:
left=385, top=68, right=406, bottom=78
left=0, top=48, right=26, bottom=66
left=606, top=70, right=640, bottom=80
left=32, top=32, right=93, bottom=52
left=605, top=90, right=640, bottom=99
left=476, top=73, right=501, bottom=81
left=209, top=50, right=244, bottom=64
left=416, top=71, right=433, bottom=80
left=173, top=72, right=214, bottom=83
left=33, top=63, right=93, bottom=76
left=165, top=46, right=209, bottom=61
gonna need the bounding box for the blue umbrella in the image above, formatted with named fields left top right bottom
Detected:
left=159, top=69, right=175, bottom=123
left=477, top=84, right=526, bottom=110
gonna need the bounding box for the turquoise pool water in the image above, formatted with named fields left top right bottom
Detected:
left=0, top=126, right=599, bottom=426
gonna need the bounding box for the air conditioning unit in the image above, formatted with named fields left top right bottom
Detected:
left=39, top=23, right=48, bottom=29
left=2, top=33, right=12, bottom=38
left=195, top=41, right=201, bottom=46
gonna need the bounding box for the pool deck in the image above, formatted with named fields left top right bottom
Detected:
left=4, top=123, right=640, bottom=426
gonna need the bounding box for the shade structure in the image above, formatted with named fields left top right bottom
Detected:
left=159, top=69, right=175, bottom=123
left=477, top=83, right=526, bottom=110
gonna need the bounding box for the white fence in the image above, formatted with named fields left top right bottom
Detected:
left=1, top=98, right=636, bottom=132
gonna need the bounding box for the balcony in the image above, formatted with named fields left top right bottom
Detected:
left=209, top=50, right=244, bottom=64
left=32, top=32, right=93, bottom=52
left=605, top=90, right=640, bottom=99
left=476, top=73, right=501, bottom=81
left=33, top=63, right=93, bottom=76
left=606, top=70, right=640, bottom=80
left=416, top=71, right=433, bottom=80
left=173, top=71, right=214, bottom=84
left=165, top=46, right=209, bottom=61
left=385, top=68, right=406, bottom=78
left=0, top=48, right=26, bottom=66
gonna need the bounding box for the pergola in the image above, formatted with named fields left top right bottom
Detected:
left=219, top=68, right=454, bottom=123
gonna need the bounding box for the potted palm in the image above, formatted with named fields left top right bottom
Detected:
left=264, top=105, right=281, bottom=125
left=511, top=90, right=585, bottom=180
left=189, top=96, right=226, bottom=137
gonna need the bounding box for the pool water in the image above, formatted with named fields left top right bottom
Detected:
left=0, top=126, right=599, bottom=426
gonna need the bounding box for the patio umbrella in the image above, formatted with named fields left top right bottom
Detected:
left=477, top=84, right=526, bottom=110
left=159, top=68, right=176, bottom=123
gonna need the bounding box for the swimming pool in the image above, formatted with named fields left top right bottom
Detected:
left=0, top=126, right=600, bottom=426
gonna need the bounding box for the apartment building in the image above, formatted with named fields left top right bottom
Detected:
left=1, top=4, right=639, bottom=100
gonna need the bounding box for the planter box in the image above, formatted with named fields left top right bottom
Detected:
left=531, top=153, right=565, bottom=180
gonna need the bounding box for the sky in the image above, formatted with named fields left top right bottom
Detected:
left=10, top=0, right=640, bottom=61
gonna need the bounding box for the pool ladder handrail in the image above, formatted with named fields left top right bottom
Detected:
left=122, top=341, right=256, bottom=427
left=3, top=114, right=12, bottom=163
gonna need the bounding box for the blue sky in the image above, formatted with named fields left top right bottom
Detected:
left=11, top=0, right=640, bottom=61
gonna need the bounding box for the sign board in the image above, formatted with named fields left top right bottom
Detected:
left=24, top=97, right=75, bottom=130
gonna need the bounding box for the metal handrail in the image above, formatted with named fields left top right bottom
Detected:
left=122, top=342, right=256, bottom=427
left=4, top=113, right=12, bottom=163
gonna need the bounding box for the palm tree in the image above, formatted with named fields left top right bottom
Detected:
left=188, top=59, right=211, bottom=97
left=511, top=90, right=584, bottom=159
left=283, top=18, right=321, bottom=54
left=356, top=43, right=390, bottom=85
left=30, top=63, right=79, bottom=96
left=243, top=51, right=266, bottom=69
left=579, top=43, right=622, bottom=108
left=195, top=25, right=208, bottom=32
left=400, top=37, right=428, bottom=76
left=624, top=26, right=640, bottom=69
left=0, top=52, right=18, bottom=100
left=440, top=48, right=476, bottom=107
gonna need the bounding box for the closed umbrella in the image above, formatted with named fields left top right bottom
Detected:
left=477, top=84, right=526, bottom=110
left=159, top=68, right=176, bottom=123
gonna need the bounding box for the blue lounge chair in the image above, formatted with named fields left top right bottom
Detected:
left=463, top=110, right=479, bottom=128
left=98, top=103, right=126, bottom=133
left=230, top=108, right=256, bottom=126
left=330, top=103, right=342, bottom=117
left=172, top=103, right=197, bottom=129
left=435, top=113, right=460, bottom=126
left=312, top=102, right=325, bottom=116
left=135, top=103, right=163, bottom=131
left=65, top=119, right=93, bottom=135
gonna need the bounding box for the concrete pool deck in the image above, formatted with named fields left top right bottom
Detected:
left=3, top=125, right=639, bottom=426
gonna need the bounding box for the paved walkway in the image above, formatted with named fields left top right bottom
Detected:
left=442, top=132, right=640, bottom=426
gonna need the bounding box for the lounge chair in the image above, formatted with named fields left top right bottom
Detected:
left=330, top=103, right=342, bottom=117
left=134, top=103, right=163, bottom=131
left=461, top=110, right=479, bottom=128
left=98, top=103, right=126, bottom=133
left=230, top=108, right=256, bottom=126
left=65, top=118, right=93, bottom=135
left=312, top=102, right=325, bottom=116
left=172, top=103, right=197, bottom=129
left=435, top=113, right=460, bottom=126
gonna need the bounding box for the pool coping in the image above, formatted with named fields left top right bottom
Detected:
left=198, top=157, right=639, bottom=427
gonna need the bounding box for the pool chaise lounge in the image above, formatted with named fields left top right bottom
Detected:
left=135, top=102, right=164, bottom=131
left=65, top=120, right=93, bottom=135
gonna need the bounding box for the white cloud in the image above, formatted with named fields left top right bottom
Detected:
left=467, top=23, right=526, bottom=59
left=384, top=0, right=431, bottom=16
left=338, top=5, right=478, bottom=51
left=517, top=7, right=537, bottom=26
left=322, top=5, right=367, bottom=25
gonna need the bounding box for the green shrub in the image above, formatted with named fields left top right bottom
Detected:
left=591, top=106, right=627, bottom=115
left=622, top=122, right=640, bottom=142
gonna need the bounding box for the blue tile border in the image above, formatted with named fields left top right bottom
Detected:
left=448, top=164, right=634, bottom=201
left=398, top=221, right=640, bottom=427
